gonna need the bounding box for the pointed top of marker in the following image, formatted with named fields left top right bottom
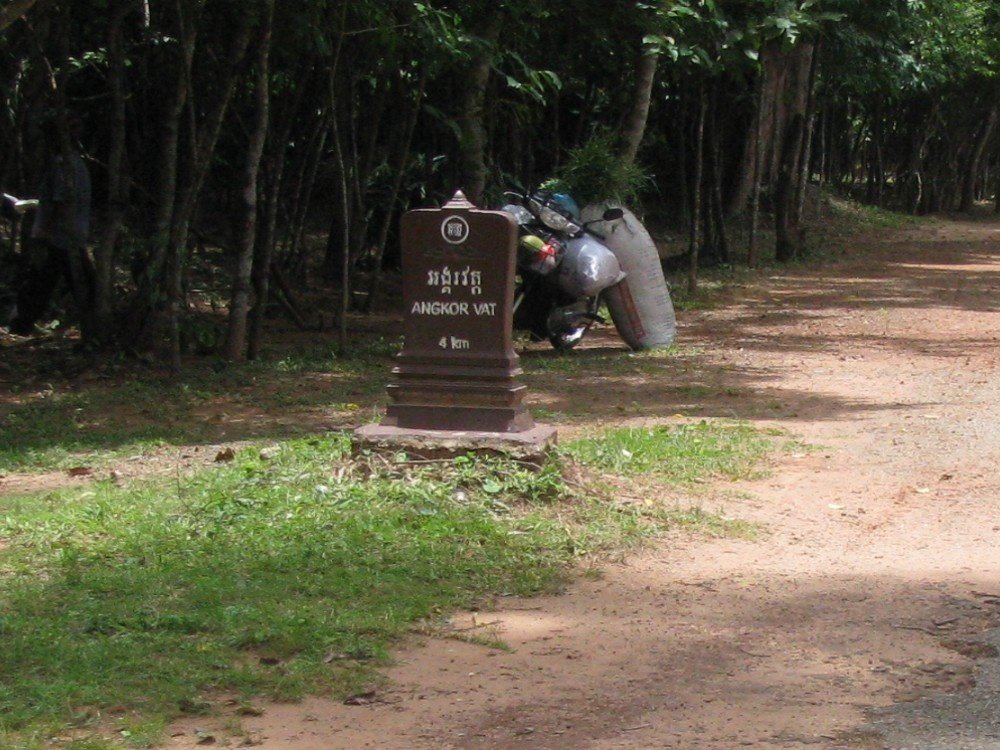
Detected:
left=444, top=190, right=475, bottom=210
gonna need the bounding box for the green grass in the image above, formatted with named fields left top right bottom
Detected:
left=0, top=346, right=396, bottom=473
left=0, top=419, right=776, bottom=748
left=561, top=420, right=775, bottom=483
left=0, top=386, right=201, bottom=472
left=0, top=437, right=626, bottom=746
left=823, top=194, right=926, bottom=231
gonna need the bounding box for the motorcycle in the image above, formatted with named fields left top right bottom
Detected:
left=502, top=190, right=627, bottom=350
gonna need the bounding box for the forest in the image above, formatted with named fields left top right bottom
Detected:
left=0, top=0, right=997, bottom=364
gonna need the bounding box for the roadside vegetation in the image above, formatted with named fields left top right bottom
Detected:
left=1, top=1, right=996, bottom=361
left=0, top=415, right=778, bottom=749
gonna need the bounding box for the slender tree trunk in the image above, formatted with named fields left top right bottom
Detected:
left=959, top=104, right=999, bottom=212
left=775, top=112, right=805, bottom=262
left=748, top=72, right=766, bottom=267
left=225, top=0, right=273, bottom=361
left=774, top=42, right=814, bottom=263
left=619, top=42, right=658, bottom=166
left=728, top=40, right=784, bottom=217
left=286, top=109, right=330, bottom=271
left=93, top=1, right=130, bottom=345
left=46, top=4, right=97, bottom=343
left=128, top=0, right=198, bottom=346
left=904, top=104, right=937, bottom=215
left=795, top=45, right=820, bottom=226
left=456, top=9, right=502, bottom=204
left=818, top=107, right=827, bottom=184
left=709, top=91, right=729, bottom=265
left=874, top=118, right=886, bottom=206
left=728, top=109, right=757, bottom=218
left=248, top=63, right=307, bottom=358
left=160, top=11, right=250, bottom=366
left=688, top=86, right=706, bottom=294
left=343, top=64, right=393, bottom=279
left=768, top=57, right=792, bottom=186
left=365, top=70, right=426, bottom=312
left=846, top=113, right=868, bottom=191
left=675, top=82, right=690, bottom=223
left=324, top=6, right=353, bottom=355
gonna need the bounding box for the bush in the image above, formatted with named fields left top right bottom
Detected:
left=544, top=130, right=651, bottom=206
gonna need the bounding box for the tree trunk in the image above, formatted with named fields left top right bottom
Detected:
left=364, top=70, right=426, bottom=312
left=456, top=9, right=502, bottom=204
left=959, top=104, right=999, bottom=212
left=675, top=80, right=690, bottom=223
left=93, top=0, right=130, bottom=346
left=323, top=5, right=353, bottom=355
left=773, top=42, right=814, bottom=263
left=48, top=3, right=97, bottom=343
left=164, top=11, right=252, bottom=367
left=225, top=0, right=273, bottom=361
left=286, top=109, right=330, bottom=272
left=688, top=86, right=706, bottom=294
left=127, top=0, right=199, bottom=347
left=728, top=40, right=785, bottom=217
left=248, top=63, right=307, bottom=359
left=619, top=42, right=658, bottom=166
left=709, top=92, right=729, bottom=265
left=795, top=45, right=820, bottom=226
left=747, top=71, right=766, bottom=268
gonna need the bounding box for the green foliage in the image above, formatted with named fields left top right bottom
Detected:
left=2, top=0, right=994, bottom=357
left=544, top=130, right=651, bottom=205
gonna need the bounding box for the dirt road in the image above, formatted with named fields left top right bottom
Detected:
left=171, top=215, right=1000, bottom=749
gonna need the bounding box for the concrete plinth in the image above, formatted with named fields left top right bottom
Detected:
left=352, top=423, right=558, bottom=463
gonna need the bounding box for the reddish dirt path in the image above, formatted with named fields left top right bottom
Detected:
left=169, top=215, right=1000, bottom=749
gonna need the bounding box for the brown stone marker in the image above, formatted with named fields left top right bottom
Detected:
left=354, top=191, right=556, bottom=457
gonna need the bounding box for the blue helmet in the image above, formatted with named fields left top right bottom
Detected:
left=550, top=192, right=581, bottom=220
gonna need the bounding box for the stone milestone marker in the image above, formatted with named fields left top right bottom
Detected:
left=354, top=191, right=555, bottom=456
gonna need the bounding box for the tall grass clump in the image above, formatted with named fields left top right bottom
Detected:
left=543, top=130, right=650, bottom=205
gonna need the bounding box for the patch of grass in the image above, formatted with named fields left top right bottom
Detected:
left=825, top=195, right=924, bottom=231
left=116, top=716, right=168, bottom=749
left=652, top=505, right=759, bottom=540
left=0, top=385, right=200, bottom=472
left=561, top=420, right=774, bottom=484
left=0, top=418, right=780, bottom=748
left=0, top=345, right=395, bottom=472
left=65, top=740, right=118, bottom=750
left=0, top=437, right=632, bottom=746
left=270, top=337, right=401, bottom=374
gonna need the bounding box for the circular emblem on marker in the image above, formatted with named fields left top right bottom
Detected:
left=441, top=215, right=470, bottom=244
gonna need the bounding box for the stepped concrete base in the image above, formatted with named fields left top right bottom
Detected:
left=352, top=423, right=557, bottom=463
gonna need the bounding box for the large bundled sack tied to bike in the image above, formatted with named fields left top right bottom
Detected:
left=581, top=203, right=676, bottom=350
left=555, top=235, right=625, bottom=297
